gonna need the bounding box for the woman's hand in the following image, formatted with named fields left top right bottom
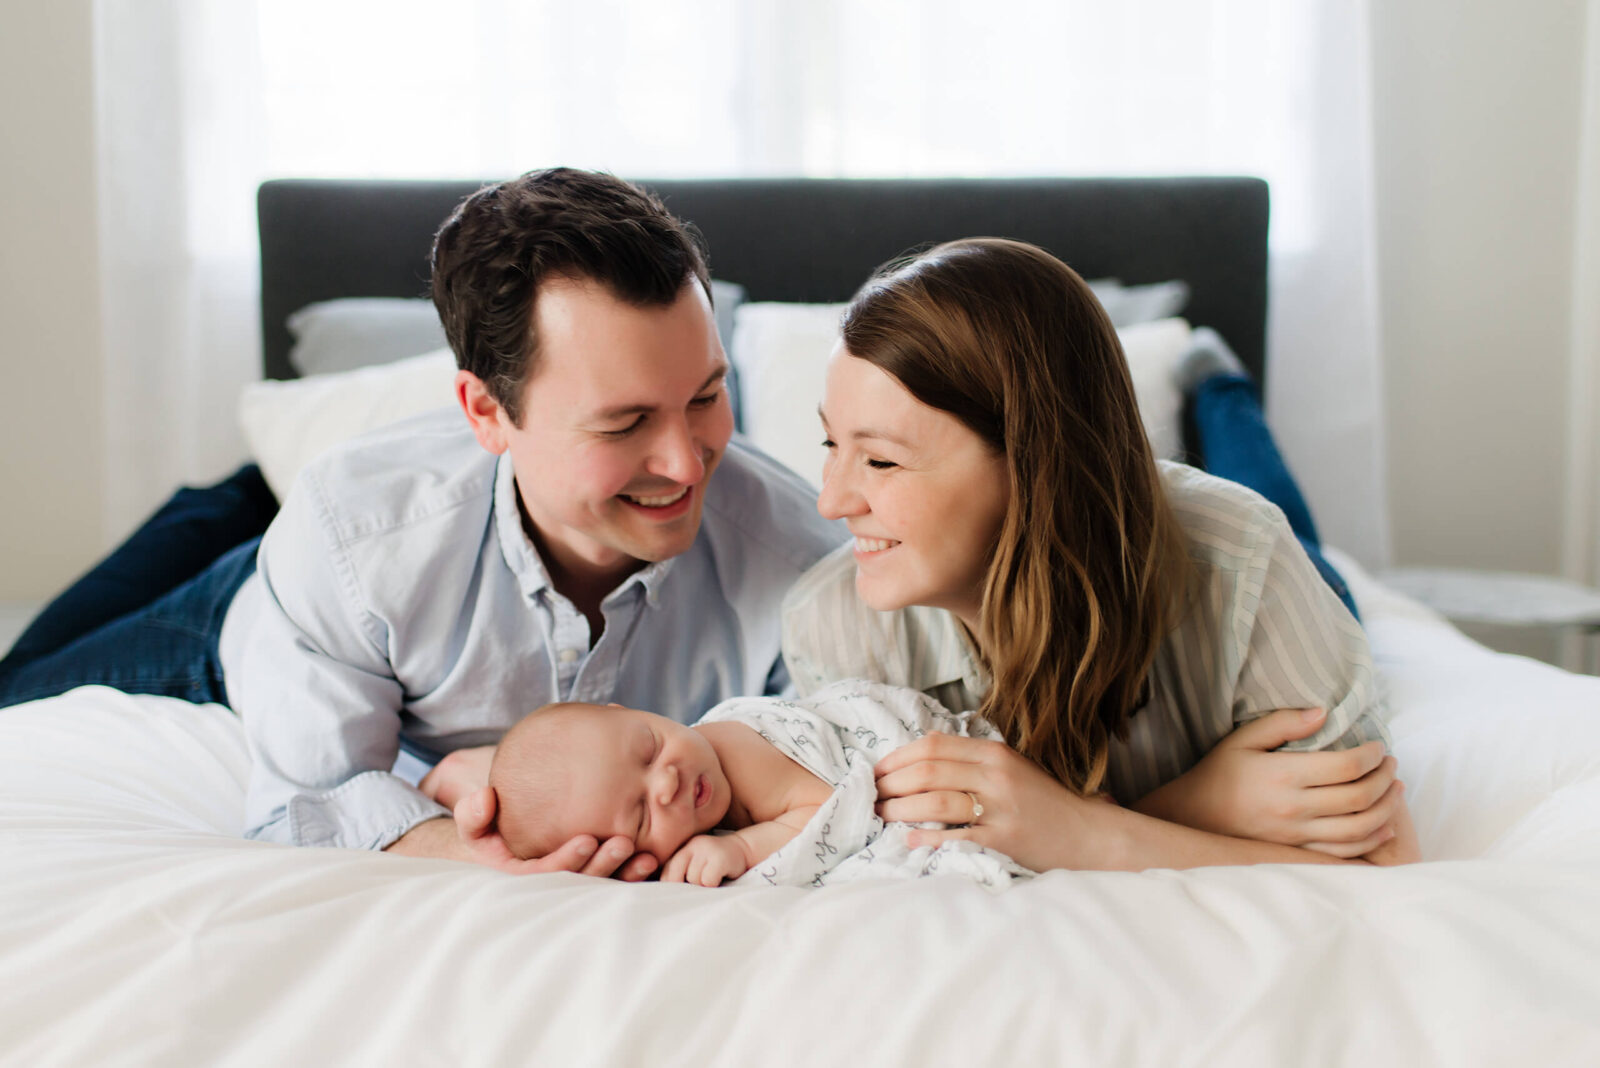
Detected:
left=1130, top=707, right=1405, bottom=858
left=873, top=733, right=1118, bottom=871
left=419, top=744, right=497, bottom=810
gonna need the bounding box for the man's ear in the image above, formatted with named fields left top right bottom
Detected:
left=456, top=370, right=511, bottom=455
left=454, top=785, right=500, bottom=841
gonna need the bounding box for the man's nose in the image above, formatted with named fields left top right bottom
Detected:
left=647, top=419, right=706, bottom=485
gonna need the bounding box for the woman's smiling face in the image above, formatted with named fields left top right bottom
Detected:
left=814, top=346, right=1011, bottom=630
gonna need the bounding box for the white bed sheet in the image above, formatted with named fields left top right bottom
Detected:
left=2, top=558, right=1599, bottom=1066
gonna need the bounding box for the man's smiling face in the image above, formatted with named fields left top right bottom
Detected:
left=461, top=275, right=734, bottom=587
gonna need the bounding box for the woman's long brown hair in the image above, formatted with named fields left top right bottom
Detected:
left=842, top=239, right=1192, bottom=795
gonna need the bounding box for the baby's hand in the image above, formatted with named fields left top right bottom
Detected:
left=659, top=834, right=750, bottom=887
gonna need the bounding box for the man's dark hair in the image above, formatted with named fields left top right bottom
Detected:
left=430, top=167, right=712, bottom=425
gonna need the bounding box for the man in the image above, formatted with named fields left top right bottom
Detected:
left=0, top=168, right=845, bottom=879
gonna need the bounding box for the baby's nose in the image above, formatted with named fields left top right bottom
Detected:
left=656, top=763, right=679, bottom=805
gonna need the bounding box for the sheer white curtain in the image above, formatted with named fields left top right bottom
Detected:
left=95, top=0, right=1391, bottom=565
left=1565, top=0, right=1600, bottom=588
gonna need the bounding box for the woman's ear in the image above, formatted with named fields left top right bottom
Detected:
left=456, top=370, right=511, bottom=455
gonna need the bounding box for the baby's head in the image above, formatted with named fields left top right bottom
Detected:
left=488, top=702, right=733, bottom=865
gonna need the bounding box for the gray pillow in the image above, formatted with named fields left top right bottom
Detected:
left=708, top=280, right=747, bottom=429
left=1085, top=278, right=1191, bottom=328
left=287, top=298, right=447, bottom=377
left=708, top=279, right=745, bottom=359
left=286, top=279, right=748, bottom=386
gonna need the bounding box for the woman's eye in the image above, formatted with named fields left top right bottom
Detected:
left=689, top=390, right=721, bottom=409
left=866, top=459, right=897, bottom=470
left=820, top=438, right=836, bottom=450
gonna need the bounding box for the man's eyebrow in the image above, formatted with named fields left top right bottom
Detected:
left=591, top=365, right=728, bottom=422
left=817, top=407, right=915, bottom=449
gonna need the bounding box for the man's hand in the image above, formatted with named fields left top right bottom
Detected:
left=659, top=833, right=750, bottom=887
left=418, top=744, right=497, bottom=810
left=383, top=788, right=658, bottom=880
left=1131, top=707, right=1404, bottom=857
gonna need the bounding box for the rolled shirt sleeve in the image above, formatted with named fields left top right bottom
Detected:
left=1229, top=507, right=1391, bottom=753
left=227, top=469, right=447, bottom=850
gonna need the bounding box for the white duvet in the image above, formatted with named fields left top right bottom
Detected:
left=2, top=556, right=1599, bottom=1066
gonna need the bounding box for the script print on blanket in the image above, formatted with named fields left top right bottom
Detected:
left=698, top=679, right=1033, bottom=889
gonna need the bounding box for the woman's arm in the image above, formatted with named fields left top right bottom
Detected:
left=874, top=733, right=1418, bottom=871
left=1128, top=706, right=1406, bottom=859
left=1127, top=480, right=1412, bottom=863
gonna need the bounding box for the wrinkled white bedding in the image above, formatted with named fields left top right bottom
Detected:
left=2, top=557, right=1599, bottom=1066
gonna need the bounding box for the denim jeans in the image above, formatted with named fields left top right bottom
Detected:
left=1191, top=373, right=1360, bottom=621
left=0, top=465, right=277, bottom=710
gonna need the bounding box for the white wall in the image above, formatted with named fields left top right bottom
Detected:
left=1, top=1, right=1595, bottom=629
left=0, top=1, right=104, bottom=601
left=1372, top=0, right=1588, bottom=577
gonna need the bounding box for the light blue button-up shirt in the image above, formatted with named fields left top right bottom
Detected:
left=221, top=407, right=846, bottom=850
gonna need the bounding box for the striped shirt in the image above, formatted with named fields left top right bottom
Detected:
left=780, top=460, right=1389, bottom=805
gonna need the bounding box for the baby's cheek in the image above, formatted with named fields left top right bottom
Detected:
left=654, top=832, right=690, bottom=864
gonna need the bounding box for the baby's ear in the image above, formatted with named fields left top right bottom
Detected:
left=453, top=786, right=499, bottom=841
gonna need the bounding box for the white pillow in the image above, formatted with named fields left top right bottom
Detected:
left=238, top=348, right=458, bottom=498
left=729, top=302, right=1192, bottom=488
left=1117, top=316, right=1190, bottom=463
left=729, top=302, right=850, bottom=487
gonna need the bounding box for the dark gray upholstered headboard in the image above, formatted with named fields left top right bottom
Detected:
left=257, top=176, right=1269, bottom=383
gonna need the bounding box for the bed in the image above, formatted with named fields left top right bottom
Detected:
left=3, top=177, right=1599, bottom=1065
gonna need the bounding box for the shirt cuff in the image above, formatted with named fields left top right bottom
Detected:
left=285, top=770, right=450, bottom=851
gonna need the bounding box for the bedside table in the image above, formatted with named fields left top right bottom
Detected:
left=1378, top=567, right=1600, bottom=673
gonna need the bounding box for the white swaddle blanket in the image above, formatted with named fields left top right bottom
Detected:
left=698, top=679, right=1033, bottom=889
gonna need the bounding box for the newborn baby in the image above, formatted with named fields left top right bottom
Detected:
left=464, top=680, right=1028, bottom=890
left=485, top=700, right=833, bottom=886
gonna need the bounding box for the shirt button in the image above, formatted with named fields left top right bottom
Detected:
left=559, top=648, right=580, bottom=664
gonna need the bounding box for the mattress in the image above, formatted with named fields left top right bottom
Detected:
left=1, top=554, right=1597, bottom=1066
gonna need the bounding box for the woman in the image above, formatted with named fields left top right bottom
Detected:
left=782, top=237, right=1419, bottom=870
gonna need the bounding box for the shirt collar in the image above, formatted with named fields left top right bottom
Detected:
left=953, top=622, right=990, bottom=698
left=492, top=453, right=677, bottom=606
left=493, top=454, right=551, bottom=599
left=893, top=604, right=991, bottom=701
